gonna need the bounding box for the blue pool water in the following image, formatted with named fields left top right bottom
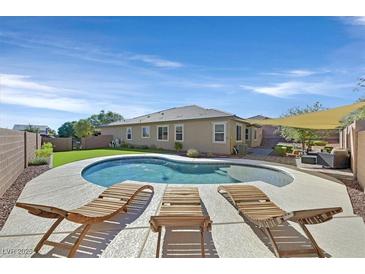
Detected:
left=82, top=157, right=293, bottom=187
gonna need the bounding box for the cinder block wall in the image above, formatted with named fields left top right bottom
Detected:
left=42, top=137, right=72, bottom=152
left=81, top=135, right=113, bottom=149
left=25, top=132, right=39, bottom=164
left=0, top=129, right=25, bottom=196
left=0, top=128, right=40, bottom=196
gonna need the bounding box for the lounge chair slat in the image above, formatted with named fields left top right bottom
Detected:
left=218, top=184, right=342, bottom=258
left=149, top=186, right=211, bottom=258
left=16, top=183, right=154, bottom=257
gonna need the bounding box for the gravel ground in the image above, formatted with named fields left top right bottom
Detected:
left=0, top=165, right=49, bottom=230
left=338, top=178, right=365, bottom=222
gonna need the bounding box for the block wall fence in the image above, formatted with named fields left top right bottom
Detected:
left=0, top=128, right=41, bottom=196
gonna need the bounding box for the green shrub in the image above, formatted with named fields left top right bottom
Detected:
left=29, top=157, right=49, bottom=166
left=186, top=148, right=200, bottom=158
left=36, top=142, right=53, bottom=158
left=274, top=145, right=287, bottom=156
left=149, top=144, right=157, bottom=150
left=42, top=142, right=53, bottom=150
left=174, top=142, right=183, bottom=152
left=285, top=146, right=293, bottom=153
left=324, top=146, right=333, bottom=153
left=127, top=144, right=135, bottom=149
left=312, top=140, right=328, bottom=146
left=140, top=145, right=149, bottom=149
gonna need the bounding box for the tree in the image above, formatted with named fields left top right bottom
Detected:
left=279, top=102, right=323, bottom=151
left=340, top=77, right=365, bottom=127
left=47, top=128, right=56, bottom=137
left=340, top=104, right=365, bottom=128
left=73, top=119, right=94, bottom=138
left=58, top=121, right=76, bottom=137
left=87, top=110, right=123, bottom=127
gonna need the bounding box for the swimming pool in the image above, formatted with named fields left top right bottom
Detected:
left=82, top=156, right=293, bottom=187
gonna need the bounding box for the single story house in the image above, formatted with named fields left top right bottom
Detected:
left=100, top=105, right=262, bottom=154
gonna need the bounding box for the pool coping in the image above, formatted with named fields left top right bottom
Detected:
left=81, top=154, right=295, bottom=186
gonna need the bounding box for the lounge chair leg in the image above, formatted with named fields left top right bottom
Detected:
left=200, top=227, right=205, bottom=258
left=34, top=217, right=64, bottom=253
left=156, top=227, right=162, bottom=258
left=263, top=227, right=281, bottom=258
left=67, top=224, right=91, bottom=258
left=299, top=223, right=324, bottom=258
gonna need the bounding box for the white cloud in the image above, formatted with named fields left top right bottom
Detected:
left=0, top=73, right=92, bottom=113
left=0, top=32, right=183, bottom=69
left=344, top=17, right=365, bottom=26
left=0, top=73, right=157, bottom=120
left=240, top=81, right=351, bottom=98
left=128, top=54, right=183, bottom=68
left=0, top=73, right=55, bottom=91
left=261, top=69, right=321, bottom=77
left=1, top=89, right=92, bottom=113
left=286, top=69, right=317, bottom=77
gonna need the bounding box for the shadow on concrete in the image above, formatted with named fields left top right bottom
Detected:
left=160, top=203, right=219, bottom=258
left=32, top=191, right=153, bottom=258
left=219, top=192, right=331, bottom=258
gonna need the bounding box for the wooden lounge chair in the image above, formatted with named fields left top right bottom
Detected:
left=16, top=183, right=153, bottom=257
left=218, top=185, right=342, bottom=258
left=149, top=187, right=212, bottom=258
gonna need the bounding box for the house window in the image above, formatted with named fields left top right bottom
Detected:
left=174, top=124, right=184, bottom=142
left=213, top=122, right=226, bottom=143
left=253, top=128, right=257, bottom=140
left=157, top=125, right=169, bottom=141
left=141, top=126, right=150, bottom=138
left=126, top=127, right=132, bottom=140
left=236, top=125, right=242, bottom=141
left=245, top=128, right=250, bottom=140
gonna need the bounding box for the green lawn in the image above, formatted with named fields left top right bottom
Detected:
left=52, top=148, right=168, bottom=167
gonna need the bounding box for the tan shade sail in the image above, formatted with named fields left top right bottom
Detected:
left=245, top=102, right=365, bottom=130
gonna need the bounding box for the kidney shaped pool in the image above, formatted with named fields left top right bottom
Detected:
left=82, top=156, right=293, bottom=187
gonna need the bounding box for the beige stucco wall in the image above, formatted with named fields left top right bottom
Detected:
left=228, top=120, right=250, bottom=151
left=250, top=127, right=263, bottom=147
left=340, top=120, right=365, bottom=176
left=357, top=131, right=365, bottom=190
left=101, top=118, right=255, bottom=155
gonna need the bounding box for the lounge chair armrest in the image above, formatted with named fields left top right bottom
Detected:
left=16, top=202, right=68, bottom=219
left=288, top=207, right=343, bottom=224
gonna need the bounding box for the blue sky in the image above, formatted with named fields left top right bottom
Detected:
left=1, top=16, right=365, bottom=130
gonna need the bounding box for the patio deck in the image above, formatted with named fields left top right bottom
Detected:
left=1, top=154, right=364, bottom=258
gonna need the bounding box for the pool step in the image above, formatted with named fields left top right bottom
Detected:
left=215, top=168, right=229, bottom=176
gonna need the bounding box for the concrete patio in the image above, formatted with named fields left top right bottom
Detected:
left=1, top=154, right=365, bottom=258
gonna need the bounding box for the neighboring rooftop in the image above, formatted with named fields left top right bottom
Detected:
left=104, top=105, right=238, bottom=126
left=13, top=124, right=49, bottom=132
left=247, top=115, right=273, bottom=120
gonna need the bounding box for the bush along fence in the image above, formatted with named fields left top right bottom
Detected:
left=0, top=128, right=41, bottom=196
